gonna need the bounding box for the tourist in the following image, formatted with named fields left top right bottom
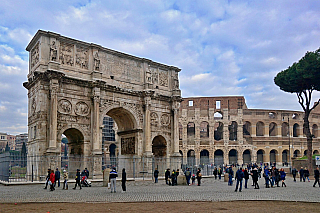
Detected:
left=171, top=170, right=176, bottom=186
left=244, top=168, right=249, bottom=189
left=228, top=166, right=234, bottom=186
left=154, top=168, right=159, bottom=183
left=84, top=168, right=89, bottom=178
left=291, top=167, right=297, bottom=182
left=280, top=168, right=286, bottom=187
left=191, top=174, right=196, bottom=185
left=54, top=168, right=60, bottom=187
left=121, top=168, right=126, bottom=192
left=299, top=167, right=305, bottom=182
left=185, top=168, right=191, bottom=185
left=196, top=168, right=202, bottom=186
left=213, top=167, right=218, bottom=180
left=73, top=169, right=82, bottom=190
left=218, top=167, right=222, bottom=180
left=49, top=170, right=55, bottom=191
left=271, top=167, right=276, bottom=187
left=264, top=168, right=270, bottom=188
left=165, top=169, right=171, bottom=185
left=275, top=168, right=280, bottom=187
left=313, top=167, right=320, bottom=187
left=62, top=169, right=68, bottom=190
left=44, top=168, right=51, bottom=190
left=251, top=167, right=259, bottom=189
left=109, top=168, right=118, bottom=193
left=235, top=167, right=244, bottom=192
left=304, top=167, right=310, bottom=182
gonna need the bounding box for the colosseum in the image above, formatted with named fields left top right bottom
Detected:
left=178, top=96, right=320, bottom=168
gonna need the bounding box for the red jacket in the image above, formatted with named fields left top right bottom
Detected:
left=50, top=173, right=55, bottom=183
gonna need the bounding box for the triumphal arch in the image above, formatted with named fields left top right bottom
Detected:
left=24, top=30, right=181, bottom=179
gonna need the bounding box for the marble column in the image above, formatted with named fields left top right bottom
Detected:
left=144, top=96, right=152, bottom=154
left=92, top=87, right=101, bottom=153
left=48, top=79, right=58, bottom=151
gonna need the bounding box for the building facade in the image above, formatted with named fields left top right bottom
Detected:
left=178, top=96, right=320, bottom=168
left=15, top=133, right=28, bottom=151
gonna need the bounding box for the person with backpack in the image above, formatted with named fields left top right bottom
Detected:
left=154, top=168, right=159, bottom=183
left=54, top=168, right=60, bottom=187
left=185, top=168, right=191, bottom=185
left=196, top=168, right=202, bottom=186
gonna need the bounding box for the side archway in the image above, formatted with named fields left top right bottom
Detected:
left=243, top=149, right=251, bottom=164
left=214, top=149, right=224, bottom=166
left=152, top=135, right=167, bottom=157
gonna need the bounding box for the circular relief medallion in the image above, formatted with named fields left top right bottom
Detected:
left=75, top=102, right=90, bottom=116
left=160, top=114, right=170, bottom=126
left=58, top=99, right=72, bottom=114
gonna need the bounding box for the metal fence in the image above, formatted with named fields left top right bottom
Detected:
left=0, top=153, right=221, bottom=183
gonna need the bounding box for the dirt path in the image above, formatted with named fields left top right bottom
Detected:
left=1, top=201, right=319, bottom=213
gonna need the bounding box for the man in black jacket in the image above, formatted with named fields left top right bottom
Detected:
left=165, top=169, right=171, bottom=185
left=313, top=167, right=320, bottom=187
left=44, top=168, right=51, bottom=189
left=235, top=168, right=244, bottom=192
left=54, top=168, right=61, bottom=187
left=73, top=169, right=82, bottom=190
left=109, top=168, right=118, bottom=193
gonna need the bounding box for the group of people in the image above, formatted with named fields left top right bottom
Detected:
left=161, top=167, right=203, bottom=186
left=44, top=167, right=89, bottom=191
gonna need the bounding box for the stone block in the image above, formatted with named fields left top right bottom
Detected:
left=177, top=175, right=186, bottom=185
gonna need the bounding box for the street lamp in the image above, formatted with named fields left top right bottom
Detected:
left=282, top=115, right=291, bottom=170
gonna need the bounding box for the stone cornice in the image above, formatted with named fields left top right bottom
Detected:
left=26, top=30, right=181, bottom=72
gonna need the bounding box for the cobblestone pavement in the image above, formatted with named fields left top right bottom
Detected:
left=0, top=177, right=319, bottom=203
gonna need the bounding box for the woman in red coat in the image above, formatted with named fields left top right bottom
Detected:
left=50, top=170, right=55, bottom=191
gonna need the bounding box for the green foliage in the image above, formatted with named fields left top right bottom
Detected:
left=274, top=48, right=320, bottom=93
left=299, top=154, right=320, bottom=160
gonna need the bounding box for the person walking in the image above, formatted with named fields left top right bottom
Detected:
left=171, top=170, right=176, bottom=186
left=49, top=170, right=55, bottom=191
left=264, top=168, right=270, bottom=188
left=185, top=168, right=191, bottom=185
left=213, top=167, right=218, bottom=180
left=54, top=168, right=61, bottom=187
left=251, top=167, right=259, bottom=189
left=44, top=168, right=51, bottom=190
left=235, top=167, right=244, bottom=192
left=304, top=167, right=310, bottom=182
left=299, top=167, right=305, bottom=182
left=313, top=167, right=320, bottom=187
left=218, top=167, right=222, bottom=180
left=292, top=167, right=297, bottom=182
left=109, top=168, right=118, bottom=193
left=73, top=169, right=82, bottom=190
left=280, top=168, right=286, bottom=187
left=228, top=167, right=234, bottom=186
left=165, top=169, right=171, bottom=185
left=62, top=169, right=68, bottom=190
left=196, top=168, right=202, bottom=186
left=154, top=168, right=159, bottom=183
left=244, top=168, right=250, bottom=189
left=121, top=168, right=126, bottom=192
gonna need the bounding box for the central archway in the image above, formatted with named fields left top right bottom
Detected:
left=152, top=135, right=167, bottom=157
left=62, top=128, right=85, bottom=178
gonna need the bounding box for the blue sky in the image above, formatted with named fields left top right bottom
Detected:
left=1, top=0, right=320, bottom=135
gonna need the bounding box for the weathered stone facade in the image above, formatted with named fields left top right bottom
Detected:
left=24, top=30, right=181, bottom=179
left=179, top=96, right=320, bottom=167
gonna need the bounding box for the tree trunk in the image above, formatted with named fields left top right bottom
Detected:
left=303, top=111, right=313, bottom=175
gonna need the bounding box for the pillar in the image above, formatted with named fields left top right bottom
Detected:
left=92, top=87, right=101, bottom=153
left=144, top=95, right=152, bottom=155
left=173, top=106, right=180, bottom=154
left=48, top=79, right=59, bottom=151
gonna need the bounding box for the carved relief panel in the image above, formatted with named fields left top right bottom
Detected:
left=121, top=137, right=135, bottom=154
left=75, top=45, right=88, bottom=69
left=75, top=101, right=90, bottom=116
left=160, top=113, right=170, bottom=126
left=159, top=70, right=168, bottom=87
left=151, top=112, right=159, bottom=127
left=58, top=99, right=72, bottom=114
left=59, top=42, right=74, bottom=66
left=31, top=42, right=39, bottom=68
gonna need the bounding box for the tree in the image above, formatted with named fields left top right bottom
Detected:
left=274, top=48, right=320, bottom=173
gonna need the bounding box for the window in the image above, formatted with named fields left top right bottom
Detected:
left=237, top=99, right=243, bottom=109
left=216, top=101, right=221, bottom=109
left=188, top=100, right=193, bottom=106
left=34, top=125, right=37, bottom=139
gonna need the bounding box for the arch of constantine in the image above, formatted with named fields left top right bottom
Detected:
left=23, top=30, right=181, bottom=179
left=23, top=30, right=320, bottom=179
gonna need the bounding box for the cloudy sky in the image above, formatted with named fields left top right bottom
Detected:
left=1, top=0, right=320, bottom=135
